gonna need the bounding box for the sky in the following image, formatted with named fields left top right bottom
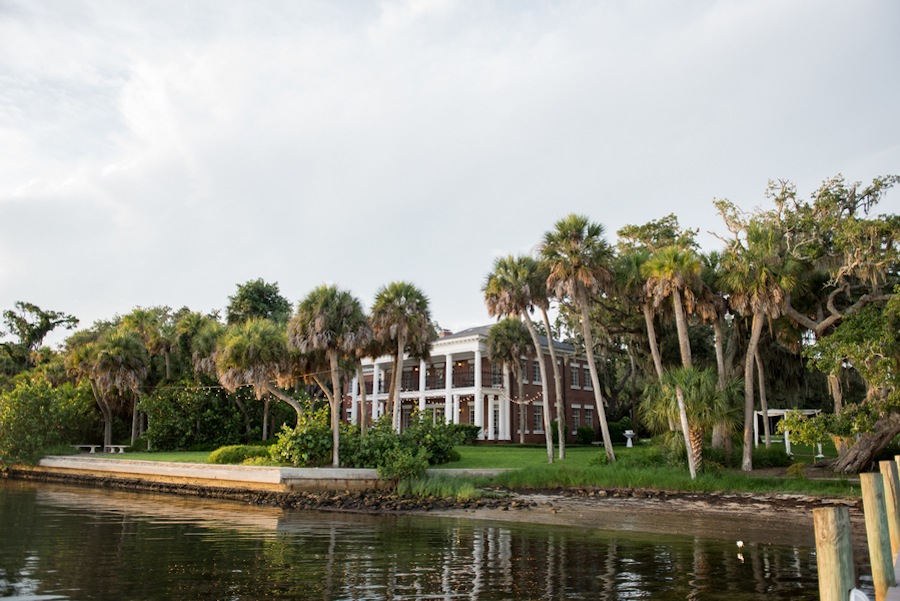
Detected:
left=1, top=0, right=898, bottom=347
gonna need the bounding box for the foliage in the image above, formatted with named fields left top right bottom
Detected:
left=376, top=446, right=430, bottom=483
left=139, top=385, right=249, bottom=451
left=448, top=423, right=481, bottom=445
left=396, top=474, right=484, bottom=500
left=226, top=278, right=292, bottom=325
left=751, top=445, right=793, bottom=468
left=777, top=405, right=876, bottom=446
left=605, top=417, right=632, bottom=444
left=0, top=378, right=91, bottom=466
left=270, top=406, right=333, bottom=467
left=1, top=301, right=78, bottom=371
left=575, top=426, right=594, bottom=445
left=208, top=444, right=272, bottom=465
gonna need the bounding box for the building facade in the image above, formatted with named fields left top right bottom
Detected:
left=343, top=325, right=601, bottom=443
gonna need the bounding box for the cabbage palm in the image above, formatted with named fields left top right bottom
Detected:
left=370, top=282, right=435, bottom=431
left=94, top=331, right=150, bottom=447
left=541, top=214, right=616, bottom=462
left=720, top=223, right=799, bottom=471
left=216, top=318, right=304, bottom=440
left=484, top=254, right=556, bottom=462
left=487, top=318, right=535, bottom=443
left=615, top=250, right=664, bottom=382
left=289, top=285, right=372, bottom=466
left=641, top=367, right=738, bottom=477
left=641, top=246, right=702, bottom=369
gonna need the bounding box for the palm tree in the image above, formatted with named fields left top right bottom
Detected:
left=641, top=246, right=702, bottom=369
left=487, top=318, right=535, bottom=443
left=615, top=249, right=664, bottom=382
left=541, top=214, right=616, bottom=463
left=719, top=222, right=799, bottom=471
left=370, top=282, right=435, bottom=431
left=289, top=285, right=371, bottom=467
left=641, top=367, right=738, bottom=478
left=484, top=254, right=556, bottom=462
left=94, top=331, right=150, bottom=447
left=215, top=318, right=304, bottom=440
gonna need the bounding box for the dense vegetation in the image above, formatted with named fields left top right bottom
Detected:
left=1, top=173, right=898, bottom=481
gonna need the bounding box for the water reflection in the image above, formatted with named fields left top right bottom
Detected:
left=0, top=481, right=818, bottom=600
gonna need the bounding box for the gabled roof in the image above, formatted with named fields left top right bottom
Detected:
left=438, top=323, right=576, bottom=354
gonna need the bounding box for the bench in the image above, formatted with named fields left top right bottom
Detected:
left=104, top=445, right=129, bottom=454
left=72, top=444, right=102, bottom=454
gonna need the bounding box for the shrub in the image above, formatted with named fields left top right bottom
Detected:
left=575, top=426, right=594, bottom=445
left=269, top=407, right=332, bottom=467
left=449, top=423, right=481, bottom=445
left=208, top=444, right=271, bottom=465
left=377, top=446, right=430, bottom=483
left=752, top=445, right=793, bottom=468
left=606, top=417, right=632, bottom=444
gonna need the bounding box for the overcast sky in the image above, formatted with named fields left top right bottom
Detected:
left=1, top=0, right=898, bottom=347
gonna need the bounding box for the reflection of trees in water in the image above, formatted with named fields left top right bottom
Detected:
left=1, top=483, right=823, bottom=600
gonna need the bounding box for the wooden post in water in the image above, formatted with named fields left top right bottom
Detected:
left=861, top=472, right=896, bottom=601
left=814, top=507, right=855, bottom=601
left=880, top=460, right=900, bottom=557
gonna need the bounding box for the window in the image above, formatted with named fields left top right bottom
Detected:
left=570, top=364, right=580, bottom=388
left=533, top=405, right=544, bottom=433
left=468, top=402, right=476, bottom=425
left=490, top=363, right=503, bottom=387
left=521, top=358, right=529, bottom=381
left=572, top=407, right=581, bottom=429
left=533, top=360, right=542, bottom=384
left=584, top=407, right=594, bottom=428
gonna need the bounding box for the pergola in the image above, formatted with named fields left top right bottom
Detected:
left=754, top=409, right=822, bottom=456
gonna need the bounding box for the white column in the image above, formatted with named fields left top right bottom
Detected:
left=419, top=359, right=427, bottom=412
left=501, top=366, right=511, bottom=440
left=372, top=363, right=381, bottom=420
left=445, top=354, right=454, bottom=424
left=350, top=375, right=359, bottom=425
left=487, top=395, right=495, bottom=440
left=452, top=394, right=460, bottom=424
left=474, top=349, right=484, bottom=438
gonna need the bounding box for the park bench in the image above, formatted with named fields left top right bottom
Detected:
left=104, top=445, right=129, bottom=454
left=72, top=444, right=102, bottom=454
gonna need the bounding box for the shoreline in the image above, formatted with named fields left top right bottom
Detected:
left=4, top=457, right=868, bottom=556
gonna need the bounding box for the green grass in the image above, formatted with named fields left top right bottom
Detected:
left=433, top=444, right=602, bottom=470
left=115, top=451, right=212, bottom=463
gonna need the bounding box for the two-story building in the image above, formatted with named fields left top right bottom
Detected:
left=343, top=324, right=600, bottom=443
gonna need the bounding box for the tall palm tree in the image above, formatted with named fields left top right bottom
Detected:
left=289, top=285, right=371, bottom=467
left=370, top=282, right=435, bottom=431
left=720, top=223, right=799, bottom=471
left=641, top=367, right=738, bottom=478
left=615, top=250, right=664, bottom=382
left=215, top=318, right=304, bottom=439
left=641, top=246, right=702, bottom=369
left=94, top=331, right=150, bottom=447
left=487, top=318, right=535, bottom=444
left=484, top=254, right=556, bottom=463
left=541, top=214, right=616, bottom=463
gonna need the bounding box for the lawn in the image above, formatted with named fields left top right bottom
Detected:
left=116, top=451, right=212, bottom=463
left=432, top=444, right=603, bottom=470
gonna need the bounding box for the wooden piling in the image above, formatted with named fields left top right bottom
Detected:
left=862, top=472, right=897, bottom=601
left=814, top=506, right=855, bottom=601
left=880, top=460, right=900, bottom=557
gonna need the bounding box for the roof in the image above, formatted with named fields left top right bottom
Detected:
left=438, top=324, right=576, bottom=354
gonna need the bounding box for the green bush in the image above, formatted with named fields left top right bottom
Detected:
left=606, top=417, right=632, bottom=444
left=449, top=423, right=481, bottom=445
left=208, top=444, right=272, bottom=465
left=269, top=407, right=332, bottom=467
left=140, top=385, right=249, bottom=451
left=377, top=446, right=430, bottom=483
left=575, top=426, right=595, bottom=445
left=752, top=445, right=793, bottom=468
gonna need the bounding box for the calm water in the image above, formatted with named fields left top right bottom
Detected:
left=0, top=480, right=819, bottom=600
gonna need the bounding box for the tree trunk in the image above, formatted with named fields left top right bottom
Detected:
left=541, top=308, right=566, bottom=461
left=393, top=333, right=406, bottom=433
left=831, top=413, right=900, bottom=473
left=516, top=366, right=525, bottom=444
left=357, top=364, right=368, bottom=437
left=755, top=348, right=770, bottom=448
left=579, top=289, right=615, bottom=463
left=642, top=303, right=664, bottom=382
left=232, top=395, right=253, bottom=437
left=164, top=351, right=171, bottom=381
left=266, top=384, right=304, bottom=421
left=710, top=316, right=728, bottom=451
left=672, top=289, right=693, bottom=369
left=329, top=352, right=342, bottom=467
left=676, top=385, right=696, bottom=480
left=828, top=372, right=844, bottom=416
left=90, top=380, right=114, bottom=449
left=523, top=314, right=554, bottom=463
left=689, top=426, right=704, bottom=474
left=741, top=313, right=764, bottom=471
left=262, top=396, right=269, bottom=440
left=131, top=394, right=140, bottom=445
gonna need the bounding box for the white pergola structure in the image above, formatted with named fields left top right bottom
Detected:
left=754, top=408, right=821, bottom=456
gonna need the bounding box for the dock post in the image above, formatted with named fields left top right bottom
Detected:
left=861, top=472, right=896, bottom=601
left=813, top=507, right=855, bottom=601
left=880, top=460, right=900, bottom=557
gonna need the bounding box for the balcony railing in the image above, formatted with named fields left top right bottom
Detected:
left=362, top=369, right=503, bottom=395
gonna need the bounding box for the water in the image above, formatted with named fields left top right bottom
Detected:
left=0, top=480, right=819, bottom=600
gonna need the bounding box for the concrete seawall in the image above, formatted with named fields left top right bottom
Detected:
left=21, top=456, right=508, bottom=493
